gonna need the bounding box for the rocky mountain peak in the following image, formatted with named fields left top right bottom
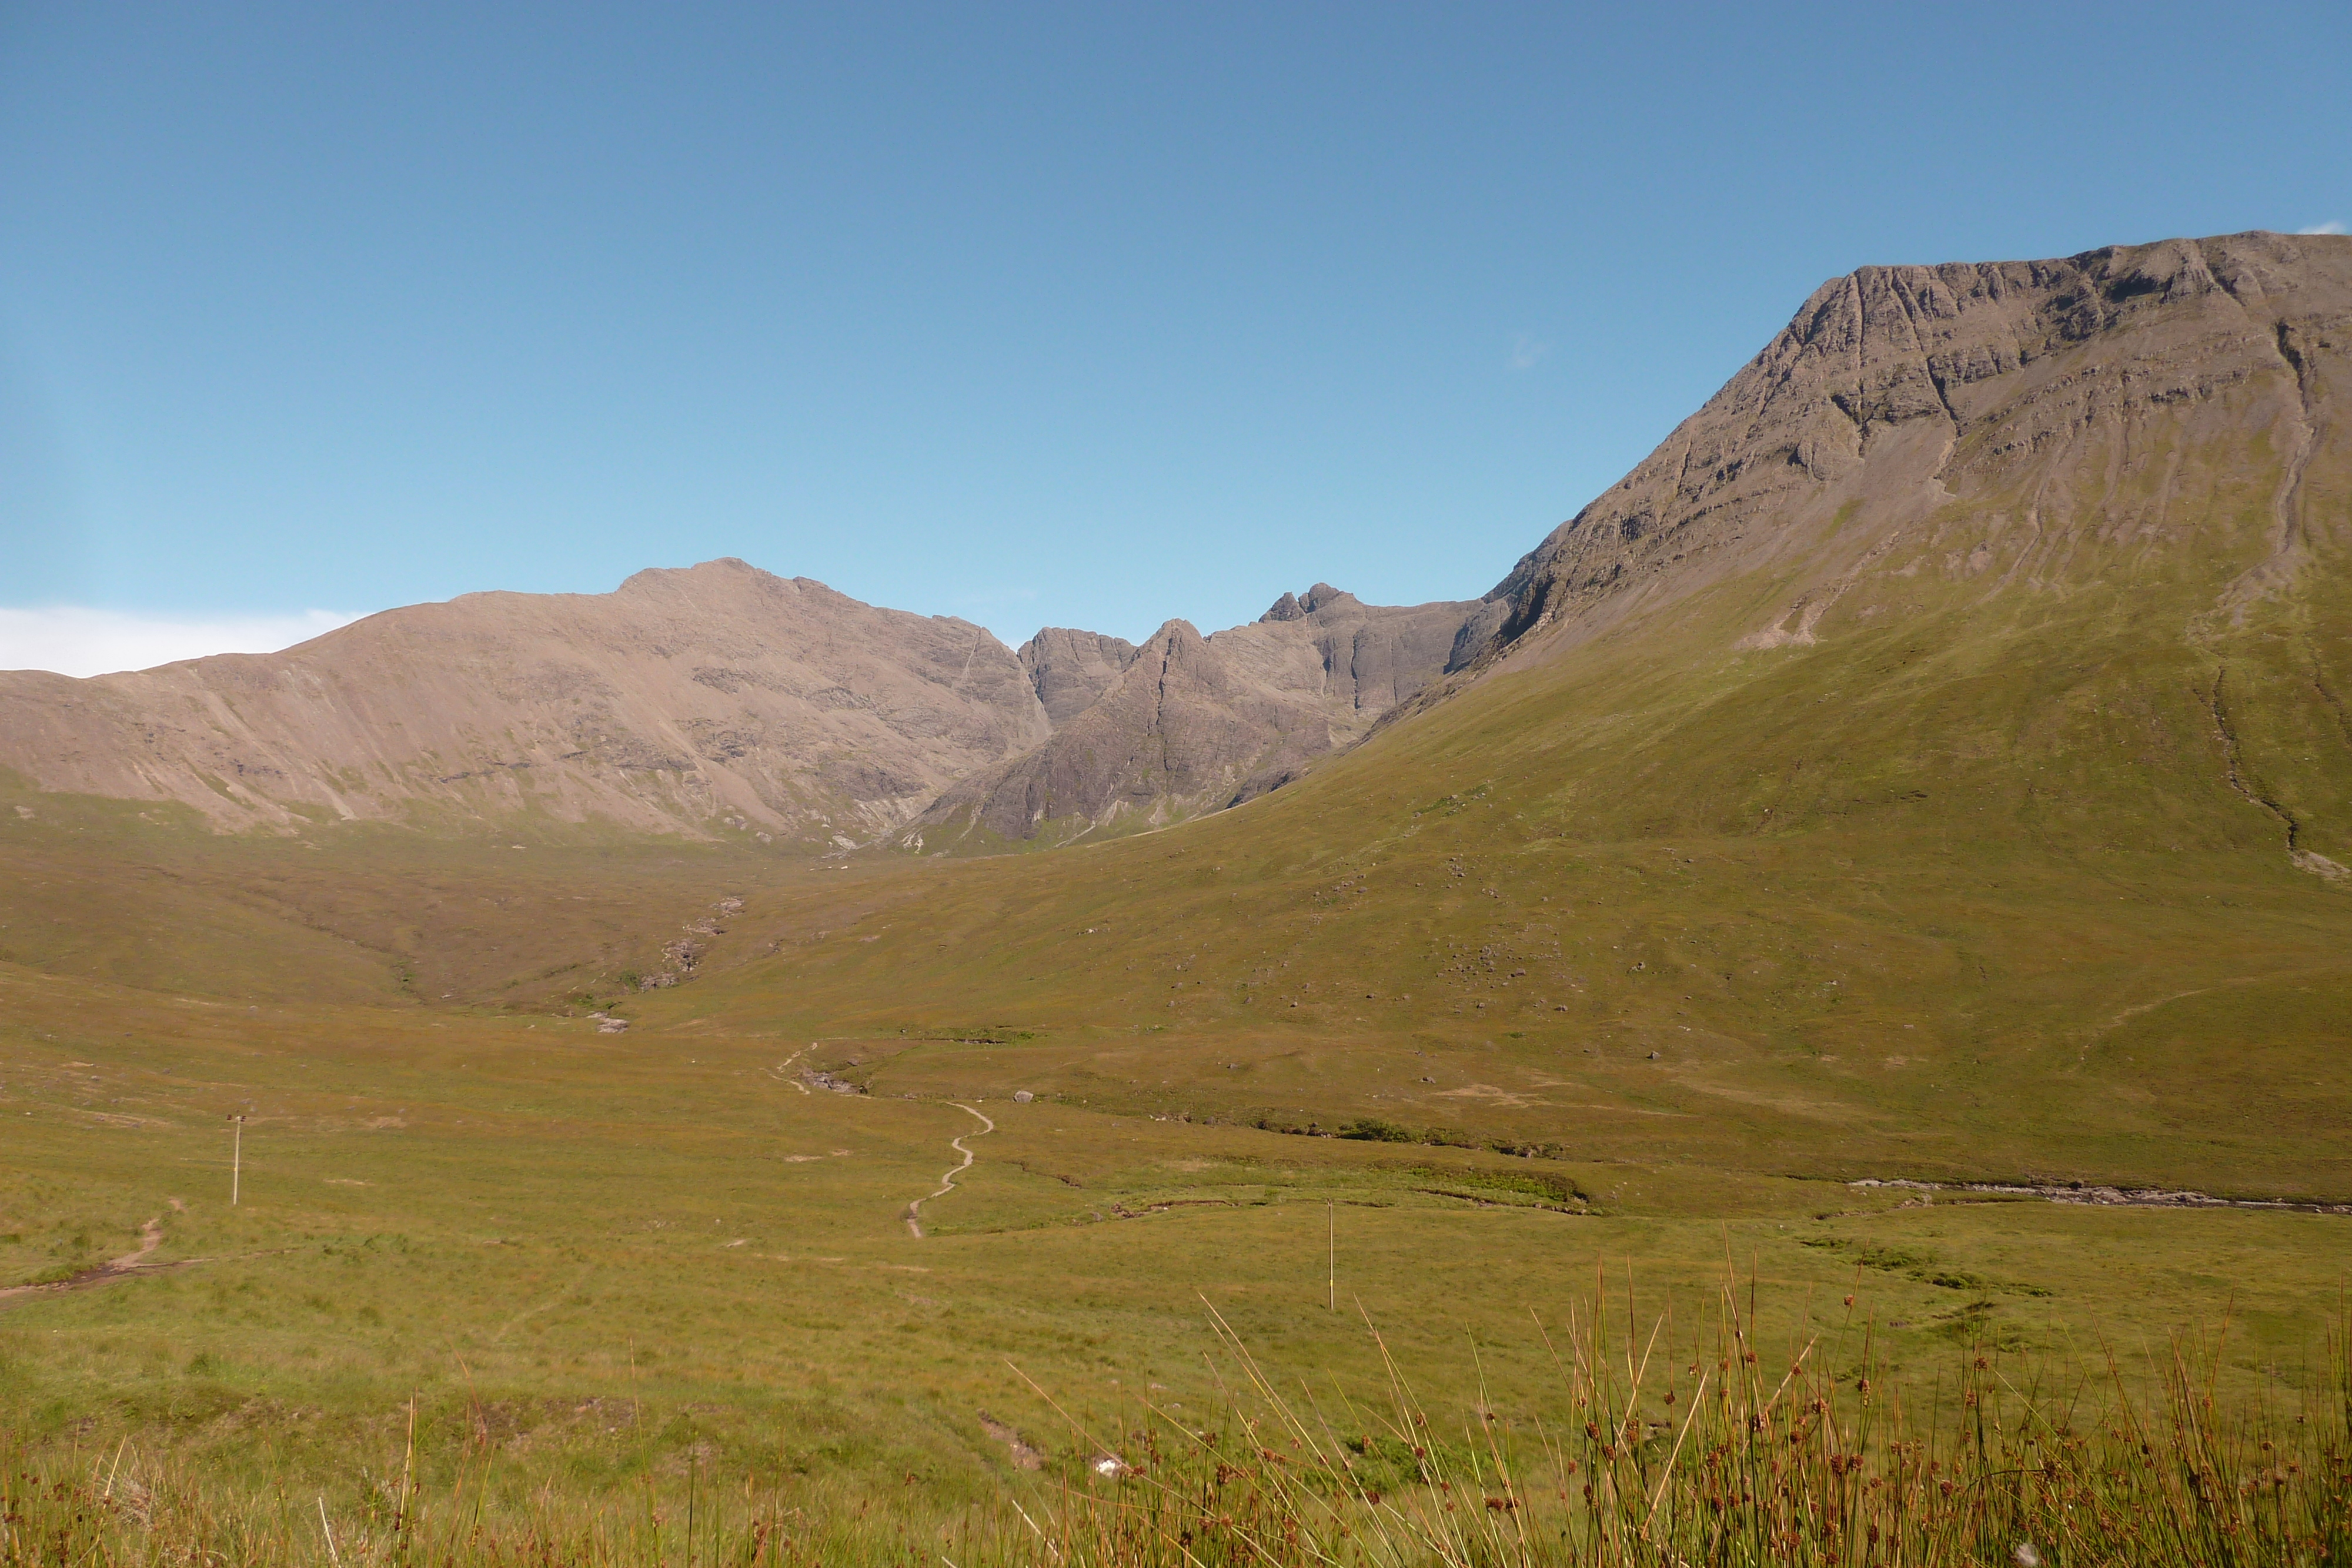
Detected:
left=1460, top=230, right=2352, bottom=671
left=1018, top=627, right=1142, bottom=728
left=916, top=593, right=1489, bottom=850
left=1261, top=583, right=1358, bottom=622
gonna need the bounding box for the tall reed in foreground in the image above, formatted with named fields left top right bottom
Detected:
left=1023, top=1277, right=2351, bottom=1567
left=5, top=1276, right=2347, bottom=1566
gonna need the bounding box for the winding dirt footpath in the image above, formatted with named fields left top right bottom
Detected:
left=0, top=1216, right=171, bottom=1312
left=904, top=1104, right=994, bottom=1239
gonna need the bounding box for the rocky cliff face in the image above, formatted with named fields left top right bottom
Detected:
left=1455, top=232, right=2352, bottom=676
left=906, top=586, right=1491, bottom=848
left=1018, top=628, right=1140, bottom=727
left=0, top=559, right=1050, bottom=844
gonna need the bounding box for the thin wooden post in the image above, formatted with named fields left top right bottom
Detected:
left=1327, top=1198, right=1335, bottom=1311
left=231, top=1115, right=243, bottom=1206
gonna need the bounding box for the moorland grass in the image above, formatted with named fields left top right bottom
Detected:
left=4, top=399, right=2349, bottom=1559
left=4, top=977, right=2346, bottom=1562
left=5, top=1276, right=2346, bottom=1565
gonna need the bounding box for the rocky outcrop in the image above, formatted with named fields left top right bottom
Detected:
left=1018, top=628, right=1140, bottom=727
left=907, top=586, right=1488, bottom=847
left=1218, top=584, right=1505, bottom=717
left=0, top=559, right=1050, bottom=844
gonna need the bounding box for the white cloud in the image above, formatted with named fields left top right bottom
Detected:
left=2298, top=220, right=2347, bottom=235
left=1508, top=333, right=1550, bottom=371
left=0, top=607, right=366, bottom=678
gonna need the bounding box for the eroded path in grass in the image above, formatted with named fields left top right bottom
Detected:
left=0, top=1216, right=165, bottom=1312
left=904, top=1103, right=993, bottom=1238
left=1851, top=1178, right=2352, bottom=1215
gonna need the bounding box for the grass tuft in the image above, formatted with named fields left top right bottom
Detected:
left=6, top=1277, right=2347, bottom=1566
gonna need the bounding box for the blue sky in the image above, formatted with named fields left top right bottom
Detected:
left=2, top=2, right=2347, bottom=673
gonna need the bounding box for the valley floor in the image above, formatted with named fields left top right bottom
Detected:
left=4, top=956, right=2343, bottom=1539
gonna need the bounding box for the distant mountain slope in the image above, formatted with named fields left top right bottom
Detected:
left=1455, top=231, right=2351, bottom=681
left=0, top=562, right=1487, bottom=850
left=907, top=585, right=1495, bottom=848
left=5, top=232, right=2348, bottom=1196
left=0, top=560, right=1050, bottom=845
left=654, top=232, right=2352, bottom=1193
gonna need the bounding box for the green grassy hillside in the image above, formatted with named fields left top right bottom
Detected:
left=649, top=463, right=2352, bottom=1198
left=4, top=238, right=2348, bottom=1558
left=0, top=773, right=767, bottom=1009
left=4, top=955, right=2344, bottom=1550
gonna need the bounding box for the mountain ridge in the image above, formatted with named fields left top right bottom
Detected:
left=907, top=585, right=1492, bottom=850
left=0, top=560, right=1050, bottom=845
left=0, top=557, right=1485, bottom=847
left=5, top=230, right=2346, bottom=866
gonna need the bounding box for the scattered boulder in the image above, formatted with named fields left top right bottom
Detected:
left=803, top=1069, right=866, bottom=1095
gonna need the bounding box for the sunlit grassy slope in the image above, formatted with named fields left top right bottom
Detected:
left=5, top=242, right=2350, bottom=1553
left=652, top=452, right=2352, bottom=1199
left=3, top=954, right=2345, bottom=1536
left=4, top=309, right=2344, bottom=1266
left=0, top=777, right=763, bottom=1008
